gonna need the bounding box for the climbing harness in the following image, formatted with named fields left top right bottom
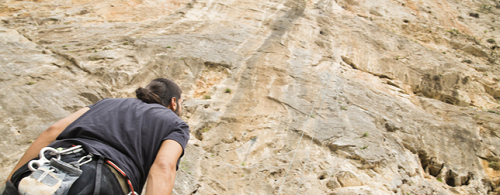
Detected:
left=19, top=145, right=91, bottom=195
left=106, top=160, right=138, bottom=195
left=17, top=145, right=138, bottom=195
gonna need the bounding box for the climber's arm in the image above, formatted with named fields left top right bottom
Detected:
left=145, top=140, right=183, bottom=195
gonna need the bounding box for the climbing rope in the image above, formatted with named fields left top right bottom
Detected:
left=277, top=72, right=331, bottom=195
left=296, top=73, right=331, bottom=194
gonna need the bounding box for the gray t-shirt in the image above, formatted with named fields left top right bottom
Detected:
left=49, top=98, right=190, bottom=192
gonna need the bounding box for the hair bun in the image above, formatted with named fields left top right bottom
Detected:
left=135, top=87, right=163, bottom=105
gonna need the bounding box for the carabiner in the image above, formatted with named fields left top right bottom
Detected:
left=28, top=147, right=61, bottom=171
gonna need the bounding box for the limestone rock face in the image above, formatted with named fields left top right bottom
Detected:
left=1, top=0, right=500, bottom=194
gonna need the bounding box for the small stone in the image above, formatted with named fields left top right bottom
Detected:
left=326, top=178, right=341, bottom=189
left=337, top=171, right=364, bottom=187
left=385, top=121, right=398, bottom=132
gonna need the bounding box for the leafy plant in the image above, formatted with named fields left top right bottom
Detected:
left=27, top=81, right=36, bottom=85
left=362, top=132, right=368, bottom=137
left=225, top=88, right=232, bottom=93
left=203, top=95, right=211, bottom=99
left=447, top=29, right=460, bottom=36
left=360, top=146, right=368, bottom=150
left=341, top=106, right=347, bottom=110
left=488, top=110, right=499, bottom=114
left=489, top=161, right=500, bottom=170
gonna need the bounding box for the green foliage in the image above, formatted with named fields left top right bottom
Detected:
left=123, top=41, right=129, bottom=45
left=362, top=132, right=368, bottom=137
left=203, top=127, right=211, bottom=133
left=241, top=162, right=246, bottom=166
left=396, top=56, right=399, bottom=60
left=310, top=114, right=315, bottom=118
left=489, top=161, right=500, bottom=170
left=341, top=106, right=347, bottom=111
left=488, top=110, right=499, bottom=114
left=166, top=45, right=172, bottom=48
left=62, top=45, right=67, bottom=47
left=360, top=145, right=368, bottom=150
left=27, top=81, right=36, bottom=85
left=203, top=95, right=211, bottom=99
left=225, top=88, right=232, bottom=93
left=478, top=4, right=492, bottom=13
left=437, top=178, right=443, bottom=182
left=447, top=29, right=460, bottom=36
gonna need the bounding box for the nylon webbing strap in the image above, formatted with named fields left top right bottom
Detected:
left=94, top=156, right=104, bottom=195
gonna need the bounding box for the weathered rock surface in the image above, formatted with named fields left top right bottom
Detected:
left=1, top=0, right=500, bottom=194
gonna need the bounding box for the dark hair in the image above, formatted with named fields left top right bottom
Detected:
left=135, top=78, right=182, bottom=108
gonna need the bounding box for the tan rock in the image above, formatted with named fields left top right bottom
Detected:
left=337, top=171, right=364, bottom=187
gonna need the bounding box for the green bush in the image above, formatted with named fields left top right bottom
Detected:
left=489, top=161, right=500, bottom=170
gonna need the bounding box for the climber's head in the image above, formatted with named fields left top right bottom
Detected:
left=135, top=78, right=183, bottom=116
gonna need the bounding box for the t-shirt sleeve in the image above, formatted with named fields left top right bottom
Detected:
left=163, top=121, right=190, bottom=170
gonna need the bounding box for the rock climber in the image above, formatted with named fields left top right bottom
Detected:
left=1, top=78, right=190, bottom=195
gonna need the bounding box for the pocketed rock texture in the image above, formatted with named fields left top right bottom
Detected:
left=1, top=0, right=500, bottom=194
